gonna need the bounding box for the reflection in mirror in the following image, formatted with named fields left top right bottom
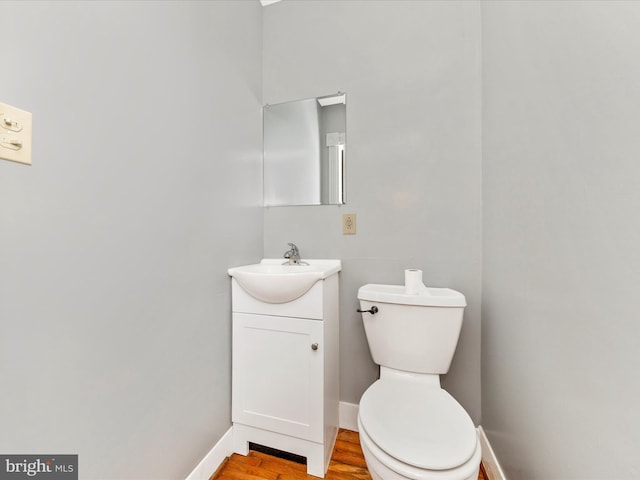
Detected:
left=263, top=93, right=346, bottom=206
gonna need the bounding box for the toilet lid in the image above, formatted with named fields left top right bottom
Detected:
left=359, top=378, right=477, bottom=470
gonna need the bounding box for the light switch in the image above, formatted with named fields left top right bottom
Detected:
left=0, top=102, right=32, bottom=166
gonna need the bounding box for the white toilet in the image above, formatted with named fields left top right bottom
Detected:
left=357, top=283, right=481, bottom=480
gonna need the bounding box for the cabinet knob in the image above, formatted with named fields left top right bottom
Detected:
left=311, top=343, right=319, bottom=351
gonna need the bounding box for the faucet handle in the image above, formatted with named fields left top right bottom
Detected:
left=284, top=243, right=301, bottom=263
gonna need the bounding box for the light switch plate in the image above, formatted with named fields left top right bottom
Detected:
left=0, top=102, right=32, bottom=165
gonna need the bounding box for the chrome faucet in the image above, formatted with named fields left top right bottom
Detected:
left=283, top=243, right=302, bottom=265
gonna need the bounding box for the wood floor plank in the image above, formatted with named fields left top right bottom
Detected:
left=335, top=429, right=360, bottom=445
left=214, top=470, right=270, bottom=480
left=277, top=470, right=364, bottom=480
left=247, top=451, right=308, bottom=476
left=333, top=438, right=364, bottom=456
left=479, top=463, right=487, bottom=480
left=329, top=447, right=368, bottom=469
left=324, top=472, right=370, bottom=480
left=326, top=461, right=371, bottom=480
left=228, top=454, right=263, bottom=467
left=224, top=462, right=280, bottom=480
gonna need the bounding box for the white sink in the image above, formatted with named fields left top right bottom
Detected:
left=228, top=259, right=341, bottom=304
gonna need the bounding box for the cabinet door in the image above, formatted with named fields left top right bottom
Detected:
left=232, top=313, right=323, bottom=442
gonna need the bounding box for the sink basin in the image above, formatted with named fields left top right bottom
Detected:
left=228, top=259, right=341, bottom=304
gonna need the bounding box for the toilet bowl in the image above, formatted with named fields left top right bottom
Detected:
left=357, top=283, right=481, bottom=480
left=357, top=370, right=480, bottom=480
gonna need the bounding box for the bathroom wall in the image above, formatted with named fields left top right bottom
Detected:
left=0, top=2, right=262, bottom=479
left=263, top=1, right=482, bottom=422
left=482, top=2, right=640, bottom=478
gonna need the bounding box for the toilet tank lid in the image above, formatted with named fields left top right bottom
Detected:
left=357, top=284, right=466, bottom=307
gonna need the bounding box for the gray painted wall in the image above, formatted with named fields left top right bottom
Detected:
left=0, top=2, right=262, bottom=479
left=7, top=2, right=636, bottom=478
left=482, top=2, right=640, bottom=478
left=263, top=1, right=482, bottom=422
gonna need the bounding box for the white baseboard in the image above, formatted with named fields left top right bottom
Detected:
left=185, top=416, right=504, bottom=480
left=477, top=426, right=507, bottom=480
left=339, top=401, right=359, bottom=432
left=185, top=401, right=359, bottom=480
left=185, top=427, right=234, bottom=480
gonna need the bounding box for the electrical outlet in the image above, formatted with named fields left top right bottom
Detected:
left=343, top=213, right=356, bottom=235
left=0, top=102, right=32, bottom=166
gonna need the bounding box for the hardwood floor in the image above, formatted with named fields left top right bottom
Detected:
left=210, top=429, right=486, bottom=480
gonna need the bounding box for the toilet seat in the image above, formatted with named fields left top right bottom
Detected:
left=359, top=378, right=478, bottom=471
left=358, top=415, right=481, bottom=480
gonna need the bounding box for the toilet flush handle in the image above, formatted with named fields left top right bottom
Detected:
left=357, top=306, right=379, bottom=315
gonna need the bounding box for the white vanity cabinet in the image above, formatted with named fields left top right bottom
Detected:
left=229, top=260, right=340, bottom=478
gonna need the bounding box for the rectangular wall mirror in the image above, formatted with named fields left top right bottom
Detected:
left=263, top=93, right=346, bottom=206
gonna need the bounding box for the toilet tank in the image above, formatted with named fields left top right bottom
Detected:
left=357, top=284, right=466, bottom=374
